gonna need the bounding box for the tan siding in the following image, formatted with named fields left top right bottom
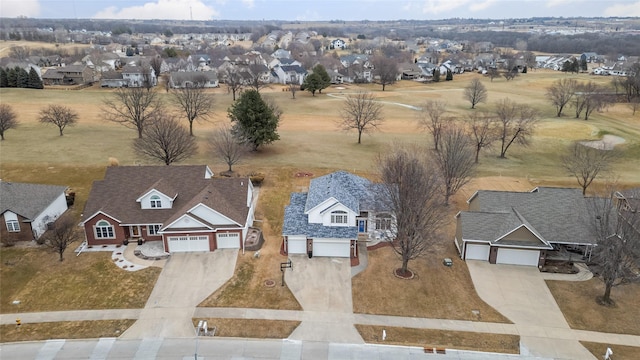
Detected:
left=501, top=226, right=541, bottom=243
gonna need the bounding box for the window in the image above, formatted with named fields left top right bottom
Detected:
left=6, top=220, right=20, bottom=232
left=150, top=195, right=162, bottom=208
left=330, top=210, right=348, bottom=224
left=95, top=220, right=115, bottom=239
left=375, top=214, right=392, bottom=231
left=148, top=225, right=161, bottom=236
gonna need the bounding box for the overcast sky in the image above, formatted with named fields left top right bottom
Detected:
left=1, top=0, right=640, bottom=21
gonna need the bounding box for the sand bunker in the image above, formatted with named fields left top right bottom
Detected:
left=580, top=134, right=626, bottom=150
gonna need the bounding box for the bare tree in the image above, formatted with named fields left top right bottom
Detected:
left=42, top=213, right=81, bottom=262
left=576, top=81, right=611, bottom=121
left=546, top=78, right=577, bottom=117
left=209, top=124, right=247, bottom=173
left=9, top=46, right=29, bottom=61
left=588, top=187, right=640, bottom=305
left=562, top=142, right=616, bottom=195
left=433, top=126, right=476, bottom=205
left=463, top=78, right=488, bottom=109
left=468, top=111, right=499, bottom=163
left=487, top=68, right=500, bottom=82
left=338, top=91, right=384, bottom=144
left=38, top=104, right=78, bottom=136
left=248, top=63, right=269, bottom=92
left=172, top=83, right=215, bottom=136
left=503, top=69, right=519, bottom=81
left=378, top=145, right=447, bottom=276
left=371, top=55, right=399, bottom=91
left=0, top=104, right=19, bottom=140
left=416, top=100, right=447, bottom=151
left=225, top=67, right=244, bottom=101
left=288, top=81, right=298, bottom=99
left=103, top=87, right=163, bottom=139
left=149, top=56, right=163, bottom=80
left=495, top=98, right=539, bottom=158
left=133, top=114, right=198, bottom=165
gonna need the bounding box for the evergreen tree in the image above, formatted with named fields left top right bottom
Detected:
left=580, top=58, right=588, bottom=72
left=312, top=64, right=331, bottom=93
left=228, top=89, right=280, bottom=151
left=0, top=68, right=7, bottom=87
left=16, top=67, right=29, bottom=88
left=27, top=67, right=43, bottom=89
left=302, top=72, right=323, bottom=96
left=6, top=67, right=17, bottom=87
left=446, top=69, right=453, bottom=81
left=432, top=68, right=441, bottom=82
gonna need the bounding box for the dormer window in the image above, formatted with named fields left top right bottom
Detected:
left=150, top=195, right=162, bottom=208
left=330, top=210, right=348, bottom=225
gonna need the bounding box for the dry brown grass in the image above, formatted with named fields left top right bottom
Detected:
left=0, top=320, right=135, bottom=343
left=546, top=279, right=640, bottom=335
left=355, top=325, right=520, bottom=354
left=1, top=247, right=160, bottom=313
left=193, top=318, right=300, bottom=339
left=0, top=41, right=91, bottom=58
left=580, top=341, right=640, bottom=360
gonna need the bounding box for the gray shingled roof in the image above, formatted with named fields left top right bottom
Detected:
left=304, top=171, right=372, bottom=214
left=0, top=181, right=67, bottom=220
left=283, top=193, right=357, bottom=238
left=83, top=165, right=248, bottom=226
left=461, top=187, right=596, bottom=245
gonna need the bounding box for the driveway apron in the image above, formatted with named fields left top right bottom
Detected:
left=121, top=250, right=238, bottom=339
left=467, top=261, right=596, bottom=360
left=285, top=255, right=364, bottom=344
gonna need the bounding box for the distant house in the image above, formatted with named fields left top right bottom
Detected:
left=282, top=171, right=393, bottom=259
left=455, top=187, right=597, bottom=268
left=0, top=181, right=69, bottom=244
left=331, top=39, right=347, bottom=50
left=81, top=165, right=256, bottom=253
left=121, top=65, right=157, bottom=88
left=169, top=71, right=219, bottom=88
left=42, top=65, right=93, bottom=85
left=100, top=71, right=127, bottom=88
left=273, top=64, right=307, bottom=85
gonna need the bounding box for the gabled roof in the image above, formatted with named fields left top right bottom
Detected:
left=304, top=171, right=372, bottom=214
left=0, top=181, right=67, bottom=220
left=279, top=64, right=307, bottom=74
left=461, top=187, right=596, bottom=245
left=283, top=193, right=357, bottom=238
left=82, top=165, right=248, bottom=227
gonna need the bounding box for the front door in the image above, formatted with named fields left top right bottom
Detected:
left=131, top=226, right=140, bottom=238
left=358, top=219, right=367, bottom=233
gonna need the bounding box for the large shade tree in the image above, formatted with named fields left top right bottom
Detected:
left=372, top=55, right=399, bottom=91
left=378, top=145, right=447, bottom=276
left=0, top=103, right=19, bottom=140
left=463, top=78, right=488, bottom=109
left=416, top=100, right=448, bottom=151
left=228, top=89, right=280, bottom=151
left=433, top=126, right=476, bottom=205
left=103, top=87, right=163, bottom=139
left=338, top=91, right=384, bottom=144
left=562, top=142, right=616, bottom=195
left=172, top=82, right=215, bottom=136
left=38, top=104, right=78, bottom=136
left=494, top=98, right=539, bottom=158
left=546, top=78, right=577, bottom=117
left=133, top=114, right=198, bottom=165
left=209, top=124, right=248, bottom=173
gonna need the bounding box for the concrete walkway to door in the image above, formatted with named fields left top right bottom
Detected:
left=285, top=255, right=364, bottom=344
left=466, top=261, right=597, bottom=360
left=121, top=250, right=238, bottom=339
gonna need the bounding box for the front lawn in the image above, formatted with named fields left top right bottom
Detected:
left=1, top=246, right=160, bottom=313
left=581, top=341, right=640, bottom=360
left=0, top=320, right=135, bottom=343
left=193, top=318, right=300, bottom=339
left=546, top=278, right=640, bottom=335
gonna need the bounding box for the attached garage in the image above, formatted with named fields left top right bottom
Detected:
left=167, top=235, right=210, bottom=252
left=287, top=236, right=307, bottom=254
left=312, top=239, right=351, bottom=257
left=465, top=243, right=490, bottom=261
left=496, top=248, right=540, bottom=266
left=216, top=232, right=240, bottom=249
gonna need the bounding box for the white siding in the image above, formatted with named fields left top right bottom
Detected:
left=191, top=204, right=236, bottom=225
left=32, top=192, right=68, bottom=238
left=139, top=191, right=173, bottom=209
left=169, top=215, right=209, bottom=229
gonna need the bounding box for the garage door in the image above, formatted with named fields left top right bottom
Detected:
left=216, top=232, right=240, bottom=249
left=496, top=248, right=540, bottom=266
left=167, top=235, right=210, bottom=252
left=465, top=244, right=490, bottom=261
left=287, top=237, right=307, bottom=254
left=313, top=240, right=351, bottom=257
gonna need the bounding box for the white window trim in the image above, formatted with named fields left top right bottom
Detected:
left=150, top=195, right=162, bottom=208
left=94, top=220, right=115, bottom=239
left=147, top=224, right=161, bottom=236
left=6, top=220, right=20, bottom=232
left=330, top=210, right=348, bottom=225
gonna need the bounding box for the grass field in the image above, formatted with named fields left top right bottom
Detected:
left=193, top=318, right=300, bottom=339
left=0, top=320, right=135, bottom=343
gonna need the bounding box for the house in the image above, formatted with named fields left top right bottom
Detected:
left=121, top=65, right=157, bottom=88
left=331, top=39, right=347, bottom=50
left=169, top=71, right=219, bottom=88
left=81, top=165, right=255, bottom=253
left=0, top=181, right=69, bottom=244
left=273, top=64, right=307, bottom=85
left=282, top=171, right=392, bottom=259
left=455, top=187, right=597, bottom=268
left=100, top=71, right=128, bottom=88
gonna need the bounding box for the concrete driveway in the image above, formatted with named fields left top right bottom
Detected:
left=285, top=255, right=363, bottom=344
left=467, top=261, right=596, bottom=360
left=121, top=250, right=238, bottom=339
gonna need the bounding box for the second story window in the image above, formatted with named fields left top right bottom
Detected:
left=330, top=210, right=348, bottom=225
left=150, top=195, right=162, bottom=208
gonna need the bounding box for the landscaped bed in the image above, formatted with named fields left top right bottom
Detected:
left=355, top=325, right=520, bottom=354
left=192, top=318, right=300, bottom=339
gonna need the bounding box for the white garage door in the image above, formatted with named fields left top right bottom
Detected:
left=167, top=235, right=210, bottom=252
left=465, top=244, right=490, bottom=261
left=496, top=248, right=540, bottom=266
left=217, top=232, right=240, bottom=249
left=287, top=237, right=307, bottom=254
left=313, top=240, right=351, bottom=257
